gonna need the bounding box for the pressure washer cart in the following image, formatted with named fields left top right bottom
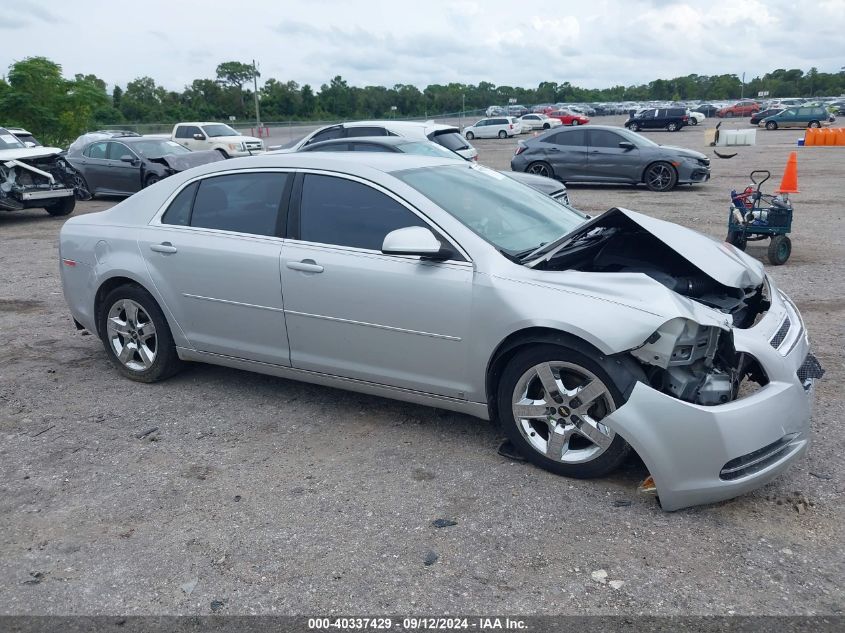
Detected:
left=726, top=170, right=794, bottom=265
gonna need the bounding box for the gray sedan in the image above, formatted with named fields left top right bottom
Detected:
left=511, top=125, right=711, bottom=192
left=59, top=153, right=821, bottom=511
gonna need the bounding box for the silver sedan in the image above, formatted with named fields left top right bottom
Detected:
left=59, top=153, right=822, bottom=511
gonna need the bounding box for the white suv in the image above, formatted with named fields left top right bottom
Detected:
left=463, top=117, right=519, bottom=140
left=287, top=120, right=478, bottom=161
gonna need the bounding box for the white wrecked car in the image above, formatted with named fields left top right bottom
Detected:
left=0, top=127, right=89, bottom=216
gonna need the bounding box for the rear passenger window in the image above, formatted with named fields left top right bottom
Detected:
left=551, top=129, right=587, bottom=147
left=161, top=182, right=198, bottom=226
left=306, top=126, right=342, bottom=145
left=298, top=174, right=426, bottom=250
left=346, top=127, right=388, bottom=138
left=189, top=173, right=288, bottom=236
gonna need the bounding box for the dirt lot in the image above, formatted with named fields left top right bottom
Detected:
left=1, top=116, right=843, bottom=616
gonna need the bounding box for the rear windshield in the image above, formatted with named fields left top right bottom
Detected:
left=0, top=128, right=26, bottom=150
left=429, top=130, right=469, bottom=152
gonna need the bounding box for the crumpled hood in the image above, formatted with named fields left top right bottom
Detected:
left=614, top=208, right=764, bottom=288
left=0, top=146, right=63, bottom=161
left=149, top=150, right=224, bottom=172
left=536, top=207, right=763, bottom=290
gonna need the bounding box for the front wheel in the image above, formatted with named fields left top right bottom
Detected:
left=644, top=162, right=678, bottom=192
left=99, top=284, right=183, bottom=383
left=571, top=120, right=580, bottom=126
left=526, top=161, right=554, bottom=178
left=145, top=174, right=161, bottom=188
left=45, top=196, right=76, bottom=216
left=497, top=345, right=632, bottom=478
left=498, top=130, right=507, bottom=139
left=465, top=131, right=475, bottom=140
left=766, top=121, right=778, bottom=130
left=543, top=123, right=550, bottom=129
left=768, top=235, right=791, bottom=265
left=725, top=111, right=734, bottom=118
left=628, top=122, right=640, bottom=132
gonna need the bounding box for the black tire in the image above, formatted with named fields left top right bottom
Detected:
left=644, top=161, right=678, bottom=192
left=526, top=161, right=554, bottom=178
left=498, top=130, right=507, bottom=139
left=45, top=196, right=76, bottom=216
left=726, top=231, right=747, bottom=250
left=145, top=174, right=161, bottom=188
left=766, top=121, right=778, bottom=130
left=666, top=122, right=679, bottom=132
left=496, top=344, right=632, bottom=479
left=725, top=111, right=734, bottom=118
left=216, top=148, right=229, bottom=159
left=543, top=123, right=550, bottom=129
left=98, top=284, right=183, bottom=383
left=571, top=120, right=580, bottom=126
left=690, top=118, right=698, bottom=126
left=808, top=121, right=821, bottom=128
left=628, top=122, right=640, bottom=132
left=465, top=131, right=475, bottom=140
left=767, top=235, right=791, bottom=265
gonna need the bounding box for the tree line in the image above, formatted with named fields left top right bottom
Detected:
left=1, top=56, right=843, bottom=145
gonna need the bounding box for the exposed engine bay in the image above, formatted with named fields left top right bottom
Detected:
left=533, top=209, right=771, bottom=406
left=0, top=151, right=91, bottom=212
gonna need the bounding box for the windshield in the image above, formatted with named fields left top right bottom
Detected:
left=395, top=164, right=585, bottom=255
left=202, top=124, right=239, bottom=137
left=132, top=139, right=191, bottom=158
left=0, top=128, right=26, bottom=150
left=400, top=141, right=463, bottom=160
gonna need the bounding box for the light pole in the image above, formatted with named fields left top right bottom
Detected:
left=252, top=59, right=261, bottom=134
left=740, top=71, right=745, bottom=100
left=460, top=91, right=465, bottom=130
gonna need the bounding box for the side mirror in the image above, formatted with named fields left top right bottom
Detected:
left=120, top=154, right=137, bottom=164
left=193, top=133, right=206, bottom=140
left=381, top=226, right=452, bottom=260
left=619, top=141, right=635, bottom=150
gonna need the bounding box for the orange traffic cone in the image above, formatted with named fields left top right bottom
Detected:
left=805, top=127, right=818, bottom=146
left=836, top=128, right=845, bottom=146
left=776, top=151, right=799, bottom=194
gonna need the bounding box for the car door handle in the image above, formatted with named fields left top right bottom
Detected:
left=286, top=259, right=324, bottom=273
left=547, top=147, right=560, bottom=151
left=149, top=242, right=177, bottom=254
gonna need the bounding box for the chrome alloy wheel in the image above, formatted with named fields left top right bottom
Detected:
left=511, top=361, right=616, bottom=464
left=106, top=299, right=157, bottom=371
left=646, top=163, right=673, bottom=190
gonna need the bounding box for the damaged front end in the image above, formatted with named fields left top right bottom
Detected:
left=0, top=148, right=91, bottom=212
left=530, top=207, right=776, bottom=407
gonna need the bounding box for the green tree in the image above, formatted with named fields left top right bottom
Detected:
left=216, top=61, right=259, bottom=114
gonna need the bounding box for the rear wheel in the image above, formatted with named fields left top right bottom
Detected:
left=726, top=231, right=747, bottom=250
left=45, top=196, right=75, bottom=216
left=766, top=121, right=778, bottom=130
left=465, top=131, right=475, bottom=140
left=497, top=345, right=632, bottom=479
left=98, top=284, right=183, bottom=383
left=768, top=235, right=791, bottom=265
left=808, top=121, right=821, bottom=128
left=644, top=162, right=678, bottom=192
left=667, top=122, right=679, bottom=132
left=725, top=111, right=734, bottom=118
left=498, top=130, right=507, bottom=139
left=526, top=161, right=554, bottom=178
left=690, top=118, right=698, bottom=126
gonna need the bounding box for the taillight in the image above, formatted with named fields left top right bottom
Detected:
left=472, top=155, right=478, bottom=161
left=509, top=124, right=513, bottom=129
left=514, top=145, right=526, bottom=155
left=62, top=259, right=77, bottom=267
left=683, top=115, right=689, bottom=121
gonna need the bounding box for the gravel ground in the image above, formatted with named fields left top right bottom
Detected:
left=1, top=116, right=843, bottom=616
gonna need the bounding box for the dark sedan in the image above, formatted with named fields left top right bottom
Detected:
left=510, top=125, right=710, bottom=192
left=296, top=136, right=573, bottom=205
left=65, top=136, right=223, bottom=197
left=750, top=108, right=785, bottom=125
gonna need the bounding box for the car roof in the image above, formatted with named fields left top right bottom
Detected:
left=175, top=122, right=230, bottom=127
left=342, top=120, right=459, bottom=133
left=6, top=126, right=30, bottom=134
left=307, top=136, right=411, bottom=148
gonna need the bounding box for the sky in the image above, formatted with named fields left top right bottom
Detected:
left=2, top=0, right=844, bottom=93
